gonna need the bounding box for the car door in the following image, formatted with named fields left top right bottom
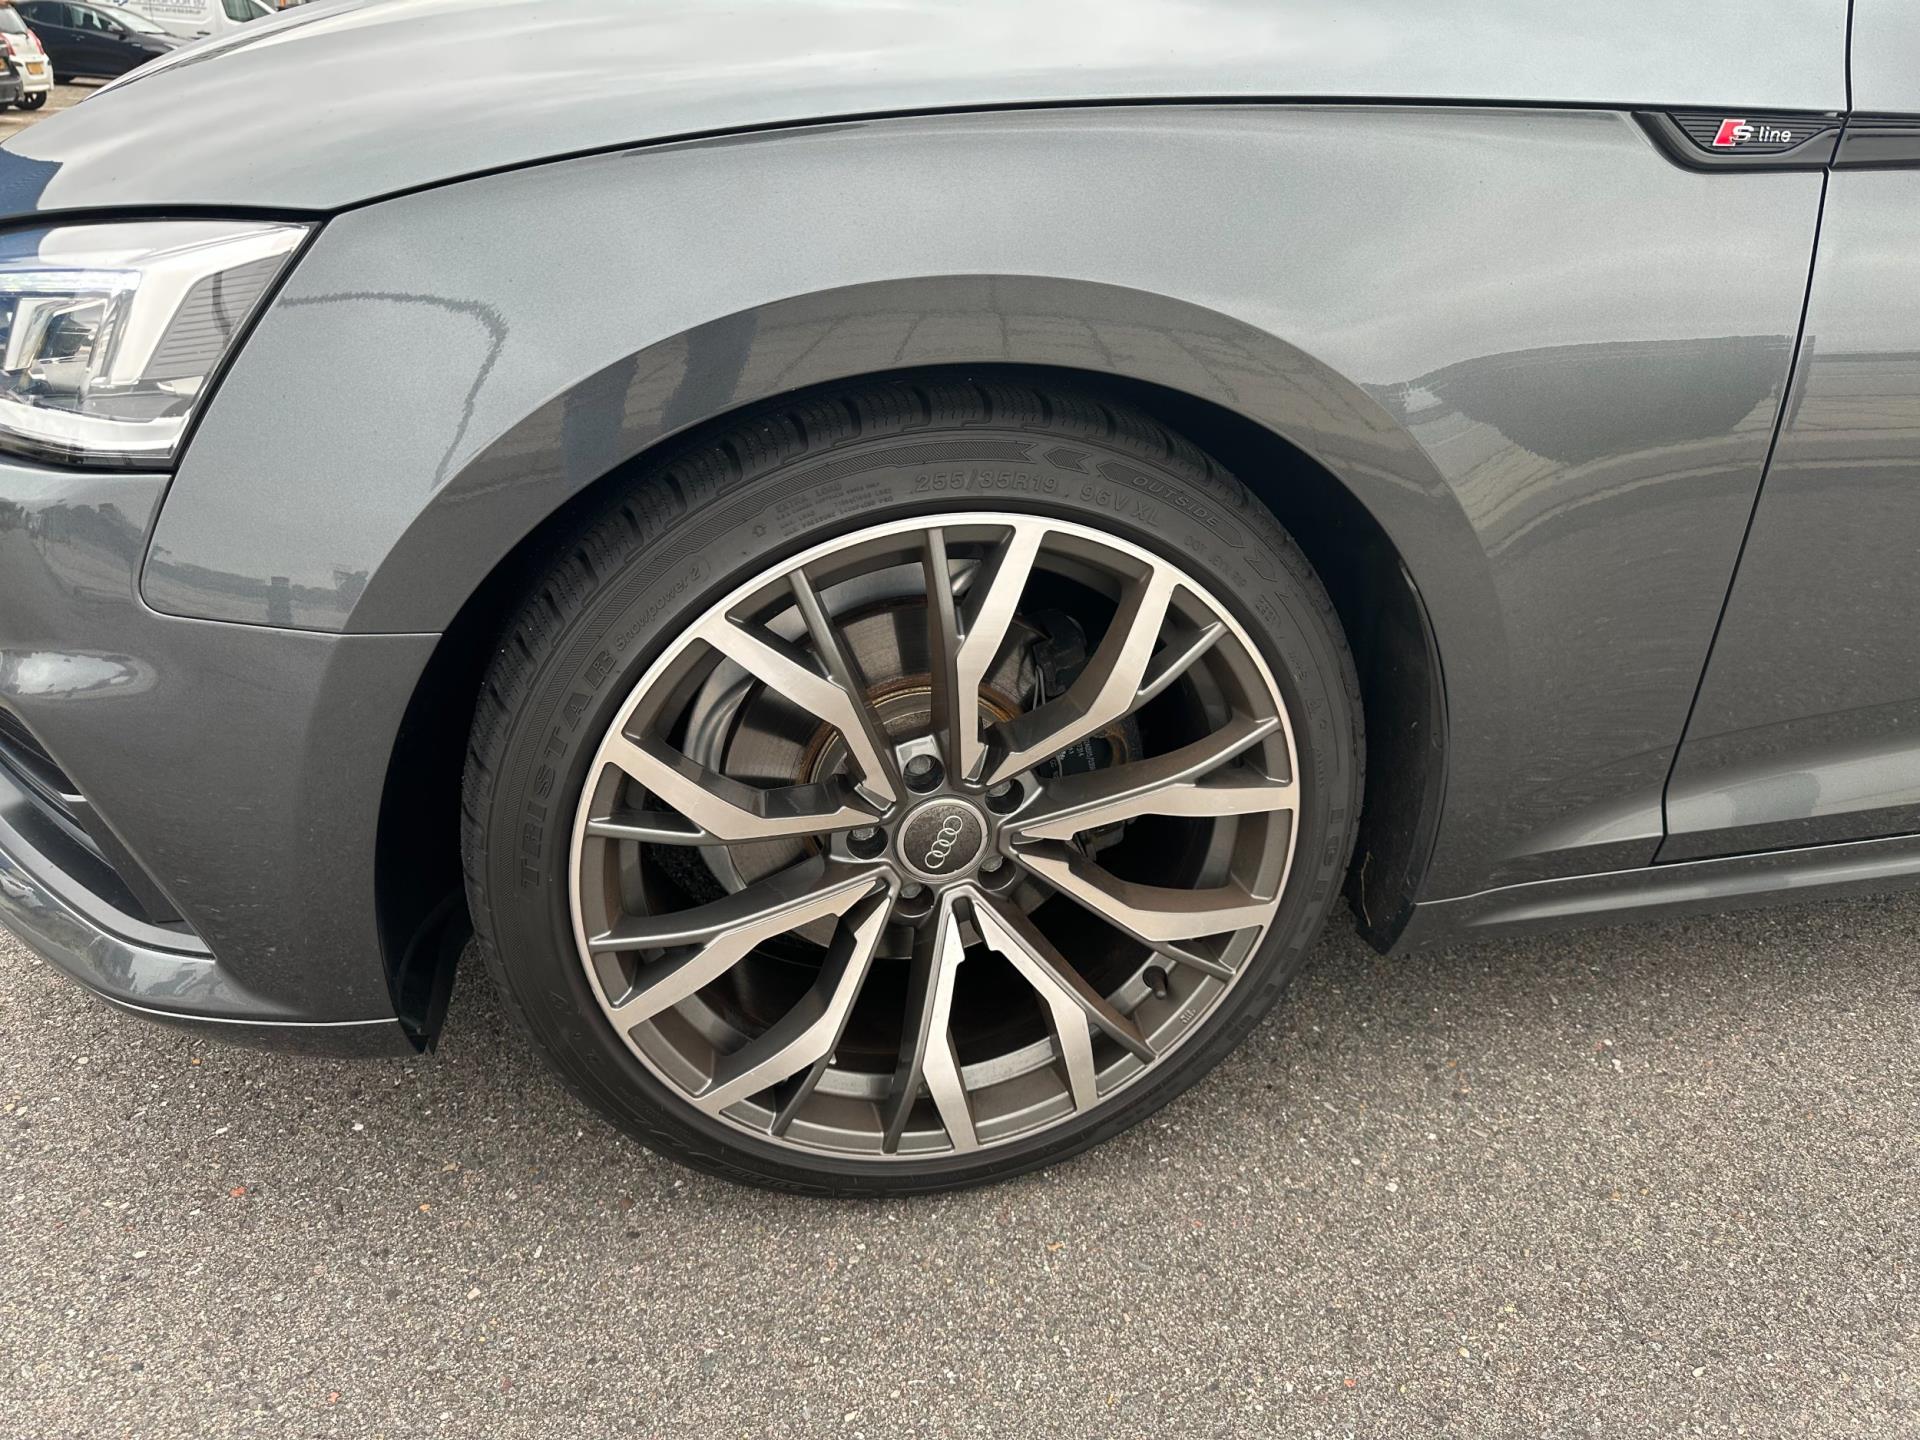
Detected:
left=161, top=0, right=215, bottom=38
left=1662, top=8, right=1920, bottom=861
left=94, top=5, right=142, bottom=72
left=67, top=3, right=119, bottom=74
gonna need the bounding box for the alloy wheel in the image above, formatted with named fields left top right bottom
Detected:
left=568, top=512, right=1302, bottom=1158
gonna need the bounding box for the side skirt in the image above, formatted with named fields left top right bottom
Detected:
left=1394, top=832, right=1920, bottom=950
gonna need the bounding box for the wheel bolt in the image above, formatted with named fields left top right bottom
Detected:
left=900, top=882, right=925, bottom=900
left=980, top=855, right=1004, bottom=873
left=904, top=755, right=944, bottom=792
left=847, top=826, right=885, bottom=859
left=985, top=780, right=1021, bottom=814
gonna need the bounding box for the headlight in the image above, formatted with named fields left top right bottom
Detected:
left=0, top=219, right=308, bottom=469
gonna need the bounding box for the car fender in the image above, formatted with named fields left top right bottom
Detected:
left=146, top=104, right=1819, bottom=898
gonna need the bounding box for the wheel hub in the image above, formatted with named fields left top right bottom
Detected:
left=895, top=794, right=991, bottom=884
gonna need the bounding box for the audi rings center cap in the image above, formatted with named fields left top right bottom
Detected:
left=897, top=797, right=988, bottom=882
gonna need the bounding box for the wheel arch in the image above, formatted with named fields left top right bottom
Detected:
left=370, top=279, right=1464, bottom=1036
left=341, top=276, right=1481, bottom=636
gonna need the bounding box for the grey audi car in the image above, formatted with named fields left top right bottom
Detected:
left=0, top=0, right=1915, bottom=1194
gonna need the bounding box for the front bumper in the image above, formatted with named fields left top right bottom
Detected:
left=0, top=459, right=435, bottom=1053
left=0, top=799, right=411, bottom=1054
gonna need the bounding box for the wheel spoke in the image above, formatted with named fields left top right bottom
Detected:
left=923, top=528, right=965, bottom=777
left=1013, top=841, right=1275, bottom=943
left=881, top=894, right=976, bottom=1153
left=692, top=889, right=891, bottom=1115
left=584, top=808, right=707, bottom=844
left=602, top=733, right=878, bottom=844
left=694, top=610, right=898, bottom=803
left=590, top=858, right=883, bottom=1026
left=789, top=569, right=901, bottom=800
left=967, top=893, right=1153, bottom=1111
left=984, top=565, right=1180, bottom=785
left=1149, top=938, right=1236, bottom=980
left=924, top=525, right=1042, bottom=782
left=1136, top=619, right=1226, bottom=707
left=1012, top=713, right=1294, bottom=841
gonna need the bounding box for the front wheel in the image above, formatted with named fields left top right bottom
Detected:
left=18, top=91, right=45, bottom=110
left=462, top=380, right=1363, bottom=1194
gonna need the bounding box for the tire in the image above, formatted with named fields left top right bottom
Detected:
left=462, top=379, right=1363, bottom=1195
left=20, top=92, right=45, bottom=110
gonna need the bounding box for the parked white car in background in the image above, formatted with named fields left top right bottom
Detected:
left=102, top=0, right=267, bottom=40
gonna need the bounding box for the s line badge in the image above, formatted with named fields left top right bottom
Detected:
left=1712, top=118, right=1798, bottom=148
left=1647, top=111, right=1839, bottom=169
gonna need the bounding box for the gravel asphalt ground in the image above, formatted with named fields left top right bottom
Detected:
left=3, top=894, right=1915, bottom=1438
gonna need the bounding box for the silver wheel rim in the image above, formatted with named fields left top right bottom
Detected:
left=568, top=512, right=1301, bottom=1160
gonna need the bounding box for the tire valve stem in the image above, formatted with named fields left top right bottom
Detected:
left=1144, top=965, right=1171, bottom=999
